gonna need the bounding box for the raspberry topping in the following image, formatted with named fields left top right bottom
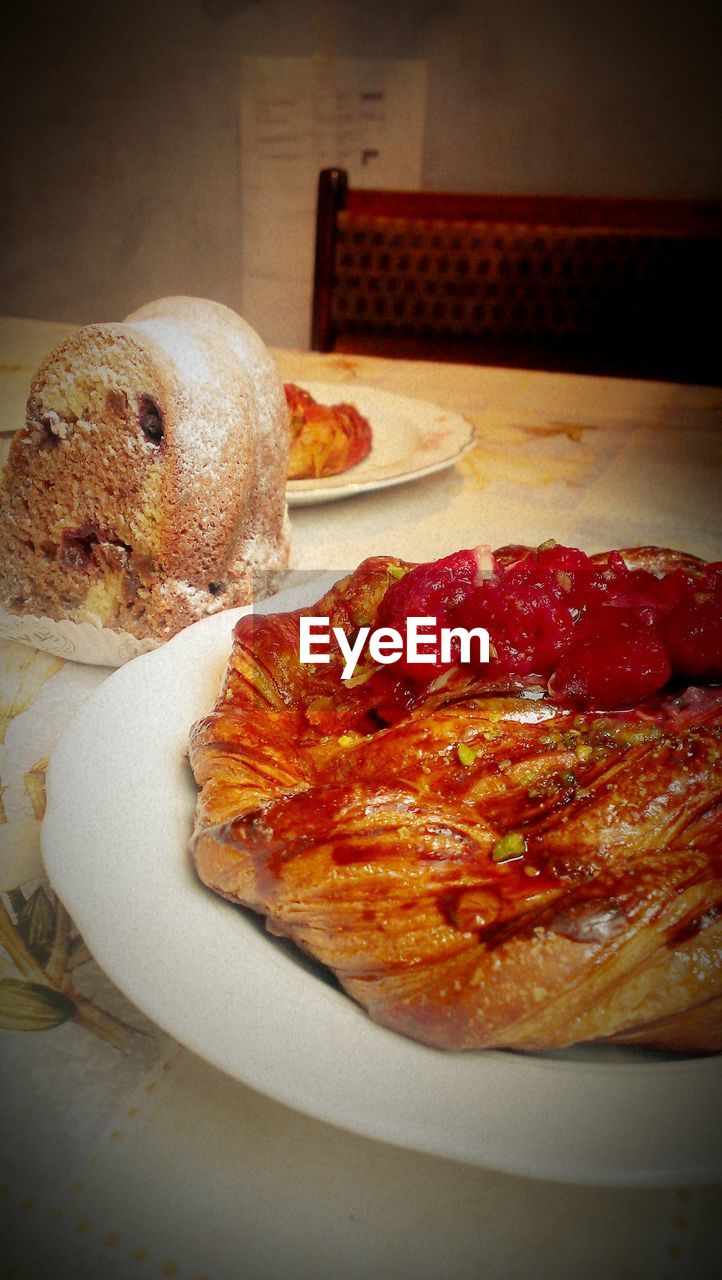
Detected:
left=661, top=565, right=722, bottom=679
left=378, top=542, right=721, bottom=709
left=548, top=610, right=672, bottom=707
left=377, top=548, right=480, bottom=679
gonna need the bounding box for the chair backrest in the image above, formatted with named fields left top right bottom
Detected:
left=311, top=168, right=722, bottom=383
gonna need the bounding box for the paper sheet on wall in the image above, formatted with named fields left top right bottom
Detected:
left=239, top=56, right=427, bottom=348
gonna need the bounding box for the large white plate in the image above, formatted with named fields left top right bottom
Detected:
left=285, top=383, right=475, bottom=506
left=43, top=577, right=722, bottom=1186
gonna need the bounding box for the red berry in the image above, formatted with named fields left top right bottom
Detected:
left=662, top=597, right=722, bottom=680
left=379, top=549, right=479, bottom=626
left=461, top=575, right=575, bottom=677
left=549, top=610, right=671, bottom=708
left=378, top=549, right=481, bottom=681
left=599, top=563, right=687, bottom=623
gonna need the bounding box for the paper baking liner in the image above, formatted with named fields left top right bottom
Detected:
left=0, top=605, right=159, bottom=666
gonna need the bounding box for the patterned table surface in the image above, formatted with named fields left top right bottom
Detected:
left=1, top=317, right=721, bottom=1279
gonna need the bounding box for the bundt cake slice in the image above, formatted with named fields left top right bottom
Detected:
left=0, top=297, right=291, bottom=644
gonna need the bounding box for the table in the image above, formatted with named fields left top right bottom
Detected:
left=1, top=317, right=721, bottom=1279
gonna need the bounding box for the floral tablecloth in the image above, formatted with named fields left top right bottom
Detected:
left=1, top=318, right=721, bottom=1279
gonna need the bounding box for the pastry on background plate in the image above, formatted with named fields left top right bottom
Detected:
left=190, top=541, right=722, bottom=1053
left=0, top=296, right=290, bottom=663
left=285, top=382, right=372, bottom=479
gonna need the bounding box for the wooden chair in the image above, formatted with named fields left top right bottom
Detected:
left=311, top=168, right=722, bottom=384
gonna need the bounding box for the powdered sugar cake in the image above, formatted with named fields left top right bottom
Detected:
left=0, top=296, right=291, bottom=652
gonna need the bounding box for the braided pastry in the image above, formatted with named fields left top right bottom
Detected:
left=189, top=545, right=722, bottom=1053
left=285, top=383, right=372, bottom=479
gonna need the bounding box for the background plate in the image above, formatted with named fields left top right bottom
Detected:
left=286, top=383, right=475, bottom=505
left=43, top=577, right=722, bottom=1186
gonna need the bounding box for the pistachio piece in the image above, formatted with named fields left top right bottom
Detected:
left=491, top=832, right=526, bottom=862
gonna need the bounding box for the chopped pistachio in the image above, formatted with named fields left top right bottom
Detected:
left=537, top=538, right=557, bottom=551
left=575, top=742, right=593, bottom=764
left=457, top=742, right=477, bottom=767
left=492, top=832, right=526, bottom=862
left=387, top=564, right=409, bottom=580
left=589, top=718, right=663, bottom=748
left=337, top=734, right=357, bottom=747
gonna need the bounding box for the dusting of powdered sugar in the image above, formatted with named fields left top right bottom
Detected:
left=157, top=580, right=210, bottom=604
left=126, top=316, right=222, bottom=476
left=116, top=296, right=290, bottom=597
left=221, top=325, right=285, bottom=445
left=124, top=300, right=284, bottom=484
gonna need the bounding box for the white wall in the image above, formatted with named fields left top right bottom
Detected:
left=2, top=0, right=719, bottom=344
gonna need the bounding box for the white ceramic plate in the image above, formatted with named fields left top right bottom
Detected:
left=285, top=383, right=475, bottom=506
left=43, top=578, right=722, bottom=1186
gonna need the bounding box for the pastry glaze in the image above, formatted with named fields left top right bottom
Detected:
left=189, top=548, right=722, bottom=1053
